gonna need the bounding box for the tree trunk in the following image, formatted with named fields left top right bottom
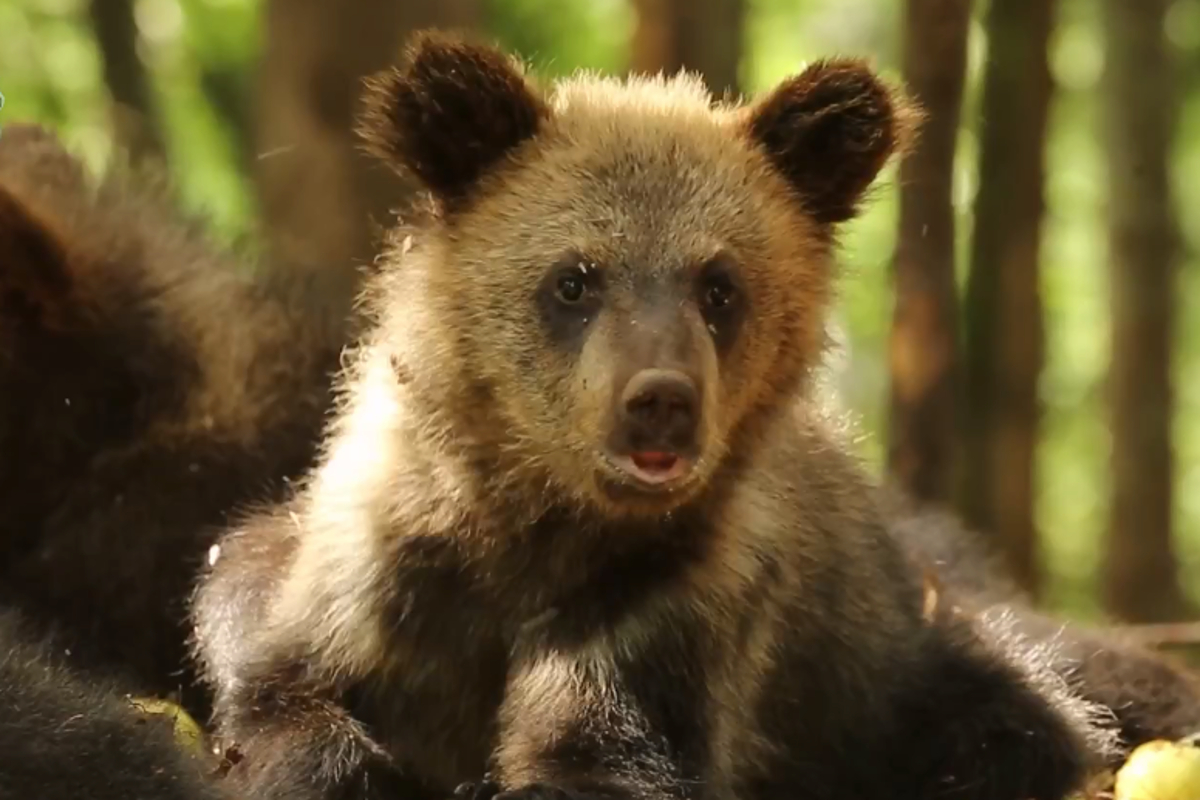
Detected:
left=887, top=0, right=972, bottom=507
left=87, top=0, right=166, bottom=167
left=629, top=0, right=745, bottom=98
left=958, top=0, right=1056, bottom=597
left=253, top=0, right=479, bottom=316
left=1101, top=0, right=1191, bottom=623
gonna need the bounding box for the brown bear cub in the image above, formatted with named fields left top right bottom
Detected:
left=0, top=607, right=228, bottom=800
left=888, top=494, right=1200, bottom=758
left=0, top=123, right=347, bottom=714
left=191, top=31, right=1115, bottom=800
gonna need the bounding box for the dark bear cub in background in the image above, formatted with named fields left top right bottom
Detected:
left=887, top=492, right=1200, bottom=759
left=192, top=30, right=1116, bottom=800
left=0, top=124, right=348, bottom=714
left=0, top=608, right=228, bottom=800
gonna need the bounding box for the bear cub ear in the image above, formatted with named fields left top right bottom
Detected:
left=744, top=59, right=922, bottom=225
left=357, top=29, right=549, bottom=208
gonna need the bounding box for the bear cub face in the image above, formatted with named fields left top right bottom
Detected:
left=358, top=32, right=916, bottom=518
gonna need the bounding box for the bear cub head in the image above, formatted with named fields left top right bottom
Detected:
left=357, top=31, right=917, bottom=518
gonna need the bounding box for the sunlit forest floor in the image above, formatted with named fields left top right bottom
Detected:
left=4, top=0, right=1200, bottom=619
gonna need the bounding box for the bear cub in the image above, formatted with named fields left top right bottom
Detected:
left=0, top=607, right=229, bottom=800
left=889, top=494, right=1200, bottom=758
left=0, top=123, right=347, bottom=714
left=191, top=30, right=1116, bottom=800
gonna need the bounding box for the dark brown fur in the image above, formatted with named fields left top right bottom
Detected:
left=358, top=36, right=551, bottom=209
left=192, top=31, right=1110, bottom=800
left=0, top=123, right=348, bottom=714
left=747, top=59, right=919, bottom=225
left=885, top=490, right=1200, bottom=759
left=0, top=607, right=229, bottom=800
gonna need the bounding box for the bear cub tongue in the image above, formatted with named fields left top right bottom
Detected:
left=631, top=452, right=679, bottom=474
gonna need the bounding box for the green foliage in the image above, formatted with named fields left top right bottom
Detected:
left=484, top=0, right=633, bottom=77
left=1, top=0, right=257, bottom=245
left=143, top=0, right=258, bottom=245
left=0, top=0, right=110, bottom=168
left=4, top=0, right=1200, bottom=618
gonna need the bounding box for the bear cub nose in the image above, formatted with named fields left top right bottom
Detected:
left=619, top=369, right=699, bottom=453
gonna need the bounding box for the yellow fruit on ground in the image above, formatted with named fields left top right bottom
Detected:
left=1114, top=738, right=1200, bottom=800
left=128, top=696, right=206, bottom=754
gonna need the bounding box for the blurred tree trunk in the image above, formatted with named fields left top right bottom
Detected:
left=88, top=0, right=166, bottom=167
left=958, top=0, right=1056, bottom=598
left=1101, top=0, right=1191, bottom=623
left=887, top=0, right=972, bottom=506
left=629, top=0, right=745, bottom=97
left=254, top=0, right=480, bottom=314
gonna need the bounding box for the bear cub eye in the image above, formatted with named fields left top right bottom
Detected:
left=698, top=254, right=741, bottom=313
left=696, top=254, right=745, bottom=351
left=703, top=275, right=736, bottom=310
left=537, top=256, right=603, bottom=345
left=549, top=257, right=600, bottom=308
left=556, top=271, right=587, bottom=305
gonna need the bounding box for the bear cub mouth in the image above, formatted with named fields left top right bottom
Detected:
left=609, top=451, right=693, bottom=490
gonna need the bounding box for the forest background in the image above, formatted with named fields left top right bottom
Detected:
left=4, top=0, right=1198, bottom=631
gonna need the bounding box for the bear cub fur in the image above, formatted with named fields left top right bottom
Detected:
left=0, top=123, right=348, bottom=714
left=889, top=494, right=1200, bottom=759
left=0, top=607, right=228, bottom=800
left=190, top=30, right=1127, bottom=800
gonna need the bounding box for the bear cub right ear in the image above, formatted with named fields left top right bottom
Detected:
left=357, top=30, right=550, bottom=209
left=744, top=59, right=922, bottom=225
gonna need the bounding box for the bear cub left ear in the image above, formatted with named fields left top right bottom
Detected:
left=357, top=29, right=550, bottom=209
left=744, top=59, right=922, bottom=225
